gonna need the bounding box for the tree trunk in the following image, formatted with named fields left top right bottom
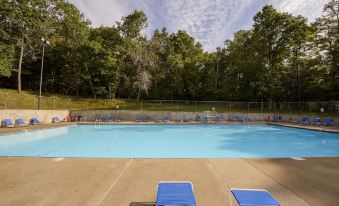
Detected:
left=137, top=87, right=141, bottom=102
left=89, top=76, right=96, bottom=99
left=84, top=63, right=96, bottom=98
left=17, top=37, right=24, bottom=93
left=111, top=91, right=116, bottom=99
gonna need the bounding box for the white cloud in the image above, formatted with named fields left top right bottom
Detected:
left=272, top=0, right=326, bottom=21
left=67, top=0, right=327, bottom=51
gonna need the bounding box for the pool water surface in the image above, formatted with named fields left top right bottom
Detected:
left=0, top=124, right=338, bottom=158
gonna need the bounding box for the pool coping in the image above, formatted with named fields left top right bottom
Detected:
left=0, top=122, right=76, bottom=136
left=1, top=121, right=338, bottom=135
left=267, top=122, right=339, bottom=134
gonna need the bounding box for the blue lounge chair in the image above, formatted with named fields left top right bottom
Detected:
left=102, top=116, right=113, bottom=122
left=1, top=119, right=14, bottom=128
left=15, top=118, right=27, bottom=127
left=216, top=115, right=223, bottom=121
left=29, top=118, right=44, bottom=125
left=156, top=182, right=197, bottom=206
left=195, top=115, right=201, bottom=121
left=235, top=115, right=244, bottom=122
left=144, top=115, right=152, bottom=122
left=97, top=116, right=111, bottom=122
left=203, top=116, right=209, bottom=122
left=322, top=117, right=334, bottom=126
left=298, top=116, right=308, bottom=124
left=311, top=117, right=321, bottom=125
left=162, top=116, right=170, bottom=122
left=231, top=188, right=280, bottom=206
left=52, top=117, right=62, bottom=123
left=136, top=115, right=144, bottom=122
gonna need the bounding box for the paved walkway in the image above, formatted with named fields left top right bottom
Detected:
left=0, top=157, right=338, bottom=206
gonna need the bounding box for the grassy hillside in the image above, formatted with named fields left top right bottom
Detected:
left=0, top=88, right=337, bottom=117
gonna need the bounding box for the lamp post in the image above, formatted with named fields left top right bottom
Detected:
left=38, top=37, right=50, bottom=110
left=235, top=72, right=243, bottom=93
left=292, top=48, right=301, bottom=114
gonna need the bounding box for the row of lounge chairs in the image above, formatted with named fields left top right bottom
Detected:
left=156, top=181, right=280, bottom=206
left=0, top=117, right=64, bottom=128
left=94, top=114, right=247, bottom=123
left=95, top=114, right=252, bottom=123
left=298, top=116, right=334, bottom=126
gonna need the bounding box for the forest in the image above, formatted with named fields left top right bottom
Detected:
left=0, top=0, right=338, bottom=102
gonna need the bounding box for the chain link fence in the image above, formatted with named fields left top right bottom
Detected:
left=0, top=91, right=338, bottom=116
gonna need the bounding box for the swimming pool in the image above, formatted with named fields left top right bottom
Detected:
left=0, top=124, right=338, bottom=158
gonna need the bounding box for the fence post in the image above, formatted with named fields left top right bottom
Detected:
left=53, top=97, right=56, bottom=110
left=122, top=100, right=125, bottom=120
left=261, top=101, right=263, bottom=113
left=4, top=92, right=7, bottom=109
left=247, top=102, right=250, bottom=114
left=229, top=101, right=232, bottom=113
left=33, top=95, right=36, bottom=110
left=195, top=100, right=196, bottom=113
left=177, top=100, right=179, bottom=112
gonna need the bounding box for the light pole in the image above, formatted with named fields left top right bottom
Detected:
left=235, top=72, right=243, bottom=93
left=38, top=37, right=50, bottom=110
left=293, top=48, right=301, bottom=114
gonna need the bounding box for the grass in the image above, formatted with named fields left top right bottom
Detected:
left=0, top=88, right=338, bottom=117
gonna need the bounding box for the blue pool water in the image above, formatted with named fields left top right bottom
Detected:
left=0, top=124, right=338, bottom=158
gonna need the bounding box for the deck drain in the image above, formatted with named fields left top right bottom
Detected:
left=52, top=158, right=64, bottom=162
left=291, top=157, right=305, bottom=161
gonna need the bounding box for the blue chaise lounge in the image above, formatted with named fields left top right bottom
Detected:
left=230, top=188, right=280, bottom=206
left=156, top=182, right=197, bottom=206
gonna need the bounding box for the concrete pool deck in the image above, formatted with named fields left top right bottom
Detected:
left=0, top=157, right=338, bottom=206
left=0, top=122, right=338, bottom=205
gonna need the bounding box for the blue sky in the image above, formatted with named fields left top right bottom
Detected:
left=68, top=0, right=327, bottom=51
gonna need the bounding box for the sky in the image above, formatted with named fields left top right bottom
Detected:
left=67, top=0, right=327, bottom=51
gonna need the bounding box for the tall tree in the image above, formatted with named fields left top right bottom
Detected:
left=0, top=0, right=58, bottom=93
left=314, top=0, right=339, bottom=99
left=253, top=6, right=298, bottom=103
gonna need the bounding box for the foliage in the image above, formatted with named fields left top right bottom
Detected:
left=0, top=0, right=338, bottom=102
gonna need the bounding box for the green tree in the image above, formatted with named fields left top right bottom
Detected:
left=0, top=0, right=58, bottom=92
left=0, top=44, right=14, bottom=77
left=314, top=0, right=339, bottom=99
left=49, top=0, right=90, bottom=96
